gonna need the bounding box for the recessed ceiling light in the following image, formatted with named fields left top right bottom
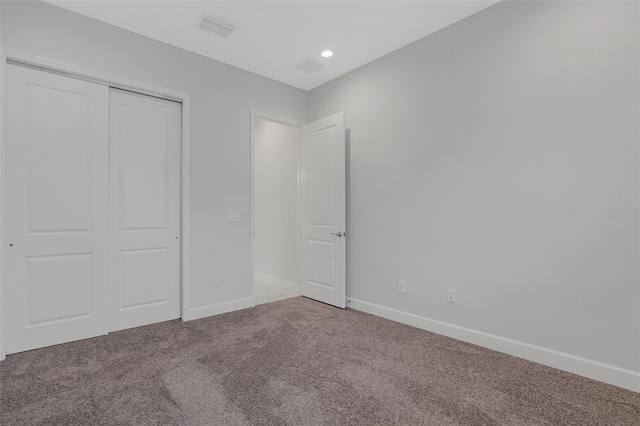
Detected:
left=321, top=50, right=333, bottom=58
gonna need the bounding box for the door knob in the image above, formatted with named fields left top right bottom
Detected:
left=331, top=231, right=344, bottom=237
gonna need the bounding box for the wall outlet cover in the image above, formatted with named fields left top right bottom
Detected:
left=447, top=288, right=456, bottom=303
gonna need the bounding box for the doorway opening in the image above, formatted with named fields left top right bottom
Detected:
left=251, top=111, right=303, bottom=305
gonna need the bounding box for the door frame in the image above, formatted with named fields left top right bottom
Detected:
left=250, top=110, right=304, bottom=306
left=0, top=49, right=193, bottom=361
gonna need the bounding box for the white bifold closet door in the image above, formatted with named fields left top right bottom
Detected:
left=108, top=89, right=181, bottom=332
left=5, top=64, right=110, bottom=354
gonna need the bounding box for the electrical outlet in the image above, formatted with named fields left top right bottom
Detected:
left=447, top=288, right=457, bottom=303
left=212, top=275, right=220, bottom=288
left=398, top=280, right=407, bottom=294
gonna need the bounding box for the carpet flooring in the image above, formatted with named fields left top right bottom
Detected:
left=1, top=297, right=638, bottom=425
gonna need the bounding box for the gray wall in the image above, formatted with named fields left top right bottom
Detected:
left=1, top=0, right=307, bottom=314
left=308, top=0, right=640, bottom=372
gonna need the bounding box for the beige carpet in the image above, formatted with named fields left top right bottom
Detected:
left=1, top=297, right=638, bottom=425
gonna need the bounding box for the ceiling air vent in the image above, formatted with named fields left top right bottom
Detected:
left=197, top=14, right=237, bottom=38
left=293, top=57, right=324, bottom=75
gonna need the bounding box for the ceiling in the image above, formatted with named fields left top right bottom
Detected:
left=46, top=1, right=499, bottom=91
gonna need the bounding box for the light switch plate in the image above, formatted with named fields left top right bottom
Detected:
left=227, top=210, right=240, bottom=222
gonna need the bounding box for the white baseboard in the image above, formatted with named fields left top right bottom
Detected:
left=186, top=297, right=254, bottom=321
left=347, top=298, right=640, bottom=393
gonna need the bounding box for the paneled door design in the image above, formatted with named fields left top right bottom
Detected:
left=5, top=64, right=110, bottom=354
left=109, top=89, right=181, bottom=331
left=300, top=113, right=346, bottom=308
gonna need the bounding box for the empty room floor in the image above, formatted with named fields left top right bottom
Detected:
left=1, top=297, right=638, bottom=426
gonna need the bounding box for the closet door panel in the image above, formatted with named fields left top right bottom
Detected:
left=109, top=89, right=181, bottom=331
left=5, top=64, right=110, bottom=354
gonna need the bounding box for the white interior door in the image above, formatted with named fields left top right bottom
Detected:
left=300, top=113, right=346, bottom=308
left=5, top=64, right=110, bottom=354
left=109, top=89, right=181, bottom=332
